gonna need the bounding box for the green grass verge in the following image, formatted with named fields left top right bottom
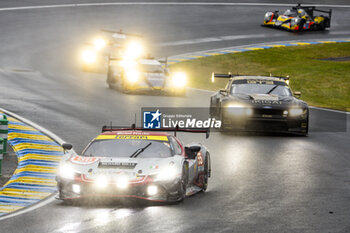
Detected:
left=171, top=42, right=350, bottom=111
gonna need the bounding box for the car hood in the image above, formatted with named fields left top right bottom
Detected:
left=143, top=72, right=167, bottom=87
left=277, top=15, right=293, bottom=22
left=225, top=93, right=304, bottom=107
left=67, top=155, right=180, bottom=180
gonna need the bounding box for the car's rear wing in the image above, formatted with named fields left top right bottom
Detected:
left=211, top=72, right=233, bottom=82
left=102, top=124, right=210, bottom=139
left=211, top=72, right=290, bottom=83
left=293, top=4, right=332, bottom=26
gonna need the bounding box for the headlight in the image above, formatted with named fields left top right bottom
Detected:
left=58, top=163, right=75, bottom=180
left=155, top=166, right=177, bottom=181
left=115, top=176, right=129, bottom=190
left=119, top=59, right=137, bottom=70
left=94, top=175, right=108, bottom=189
left=147, top=185, right=158, bottom=196
left=125, top=70, right=140, bottom=83
left=72, top=184, right=81, bottom=194
left=171, top=72, right=187, bottom=87
left=289, top=108, right=304, bottom=117
left=81, top=50, right=97, bottom=64
left=225, top=104, right=253, bottom=116
left=93, top=38, right=107, bottom=50
left=124, top=41, right=143, bottom=60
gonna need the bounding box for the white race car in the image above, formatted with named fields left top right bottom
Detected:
left=107, top=58, right=187, bottom=95
left=56, top=126, right=211, bottom=203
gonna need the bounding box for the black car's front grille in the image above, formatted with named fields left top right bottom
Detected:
left=253, top=108, right=284, bottom=118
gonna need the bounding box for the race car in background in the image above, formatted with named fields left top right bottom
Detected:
left=106, top=56, right=187, bottom=95
left=80, top=29, right=144, bottom=72
left=56, top=126, right=211, bottom=203
left=262, top=4, right=332, bottom=32
left=210, top=73, right=309, bottom=135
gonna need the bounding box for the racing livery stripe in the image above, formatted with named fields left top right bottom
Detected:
left=0, top=116, right=63, bottom=216
left=96, top=134, right=169, bottom=141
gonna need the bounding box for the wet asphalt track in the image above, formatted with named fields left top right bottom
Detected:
left=0, top=1, right=350, bottom=232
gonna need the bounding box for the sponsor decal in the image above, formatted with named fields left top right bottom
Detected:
left=96, top=135, right=168, bottom=141
left=252, top=100, right=282, bottom=105
left=250, top=94, right=279, bottom=101
left=143, top=109, right=161, bottom=129
left=142, top=108, right=221, bottom=129
left=99, top=162, right=137, bottom=167
left=71, top=156, right=99, bottom=164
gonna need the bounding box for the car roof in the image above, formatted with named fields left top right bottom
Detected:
left=231, top=75, right=287, bottom=82
left=101, top=130, right=171, bottom=137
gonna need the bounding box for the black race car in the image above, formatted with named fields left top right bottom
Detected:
left=210, top=73, right=309, bottom=135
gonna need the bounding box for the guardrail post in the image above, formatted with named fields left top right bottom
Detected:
left=0, top=138, right=3, bottom=176
left=0, top=114, right=8, bottom=176
left=0, top=114, right=8, bottom=154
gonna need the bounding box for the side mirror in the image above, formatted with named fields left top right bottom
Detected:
left=219, top=89, right=227, bottom=95
left=62, top=143, right=73, bottom=150
left=185, top=146, right=201, bottom=159
left=294, top=91, right=301, bottom=99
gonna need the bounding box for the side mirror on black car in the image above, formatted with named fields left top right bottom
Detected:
left=185, top=146, right=201, bottom=159
left=294, top=91, right=301, bottom=99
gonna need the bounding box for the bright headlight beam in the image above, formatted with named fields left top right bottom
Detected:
left=147, top=185, right=158, bottom=196
left=93, top=38, right=107, bottom=50
left=119, top=59, right=137, bottom=70
left=289, top=108, right=303, bottom=117
left=172, top=72, right=187, bottom=87
left=72, top=184, right=81, bottom=194
left=226, top=104, right=253, bottom=116
left=94, top=175, right=108, bottom=189
left=126, top=70, right=140, bottom=83
left=59, top=164, right=75, bottom=180
left=156, top=166, right=177, bottom=181
left=116, top=176, right=129, bottom=190
left=124, top=41, right=143, bottom=60
left=81, top=50, right=97, bottom=64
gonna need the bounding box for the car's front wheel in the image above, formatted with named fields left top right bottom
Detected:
left=176, top=164, right=188, bottom=202
left=303, top=111, right=309, bottom=136
left=202, top=154, right=210, bottom=191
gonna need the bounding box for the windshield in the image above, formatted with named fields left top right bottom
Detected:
left=283, top=9, right=297, bottom=17
left=141, top=64, right=164, bottom=73
left=230, top=80, right=292, bottom=96
left=83, top=139, right=172, bottom=158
